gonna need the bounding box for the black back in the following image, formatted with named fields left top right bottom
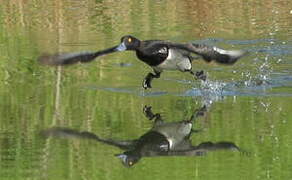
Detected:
left=136, top=40, right=169, bottom=66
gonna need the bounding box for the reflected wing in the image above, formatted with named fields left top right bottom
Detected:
left=152, top=141, right=241, bottom=157
left=169, top=43, right=248, bottom=65
left=41, top=127, right=136, bottom=150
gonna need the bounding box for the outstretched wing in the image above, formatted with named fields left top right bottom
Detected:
left=41, top=127, right=136, bottom=150
left=38, top=51, right=99, bottom=66
left=169, top=43, right=248, bottom=65
left=38, top=45, right=118, bottom=66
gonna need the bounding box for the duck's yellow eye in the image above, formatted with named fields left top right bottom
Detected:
left=128, top=38, right=132, bottom=43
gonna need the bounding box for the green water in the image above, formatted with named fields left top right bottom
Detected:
left=1, top=0, right=292, bottom=180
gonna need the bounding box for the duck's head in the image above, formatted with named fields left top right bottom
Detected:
left=116, top=35, right=140, bottom=51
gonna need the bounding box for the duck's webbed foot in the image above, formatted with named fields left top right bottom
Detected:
left=143, top=105, right=164, bottom=126
left=142, top=71, right=161, bottom=89
left=189, top=105, right=207, bottom=122
left=143, top=105, right=162, bottom=121
left=190, top=70, right=207, bottom=81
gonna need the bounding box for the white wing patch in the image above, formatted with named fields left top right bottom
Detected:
left=158, top=47, right=168, bottom=54
left=168, top=138, right=174, bottom=149
left=213, top=47, right=245, bottom=57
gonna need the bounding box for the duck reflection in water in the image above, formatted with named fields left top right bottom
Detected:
left=42, top=105, right=241, bottom=167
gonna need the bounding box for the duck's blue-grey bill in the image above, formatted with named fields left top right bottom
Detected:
left=116, top=42, right=127, bottom=51
left=116, top=154, right=127, bottom=162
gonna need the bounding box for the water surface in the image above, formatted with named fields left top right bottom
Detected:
left=1, top=0, right=292, bottom=180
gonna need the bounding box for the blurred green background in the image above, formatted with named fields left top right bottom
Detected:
left=1, top=0, right=292, bottom=179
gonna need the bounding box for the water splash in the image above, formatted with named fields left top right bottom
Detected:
left=241, top=55, right=273, bottom=88
left=200, top=81, right=226, bottom=107
left=184, top=79, right=228, bottom=106
left=200, top=79, right=227, bottom=96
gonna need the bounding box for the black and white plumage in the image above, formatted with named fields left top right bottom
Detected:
left=38, top=35, right=248, bottom=89
left=42, top=105, right=242, bottom=167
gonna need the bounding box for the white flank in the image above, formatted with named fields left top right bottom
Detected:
left=155, top=49, right=192, bottom=72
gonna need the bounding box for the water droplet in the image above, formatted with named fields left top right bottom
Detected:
left=274, top=136, right=278, bottom=142
left=233, top=96, right=237, bottom=103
